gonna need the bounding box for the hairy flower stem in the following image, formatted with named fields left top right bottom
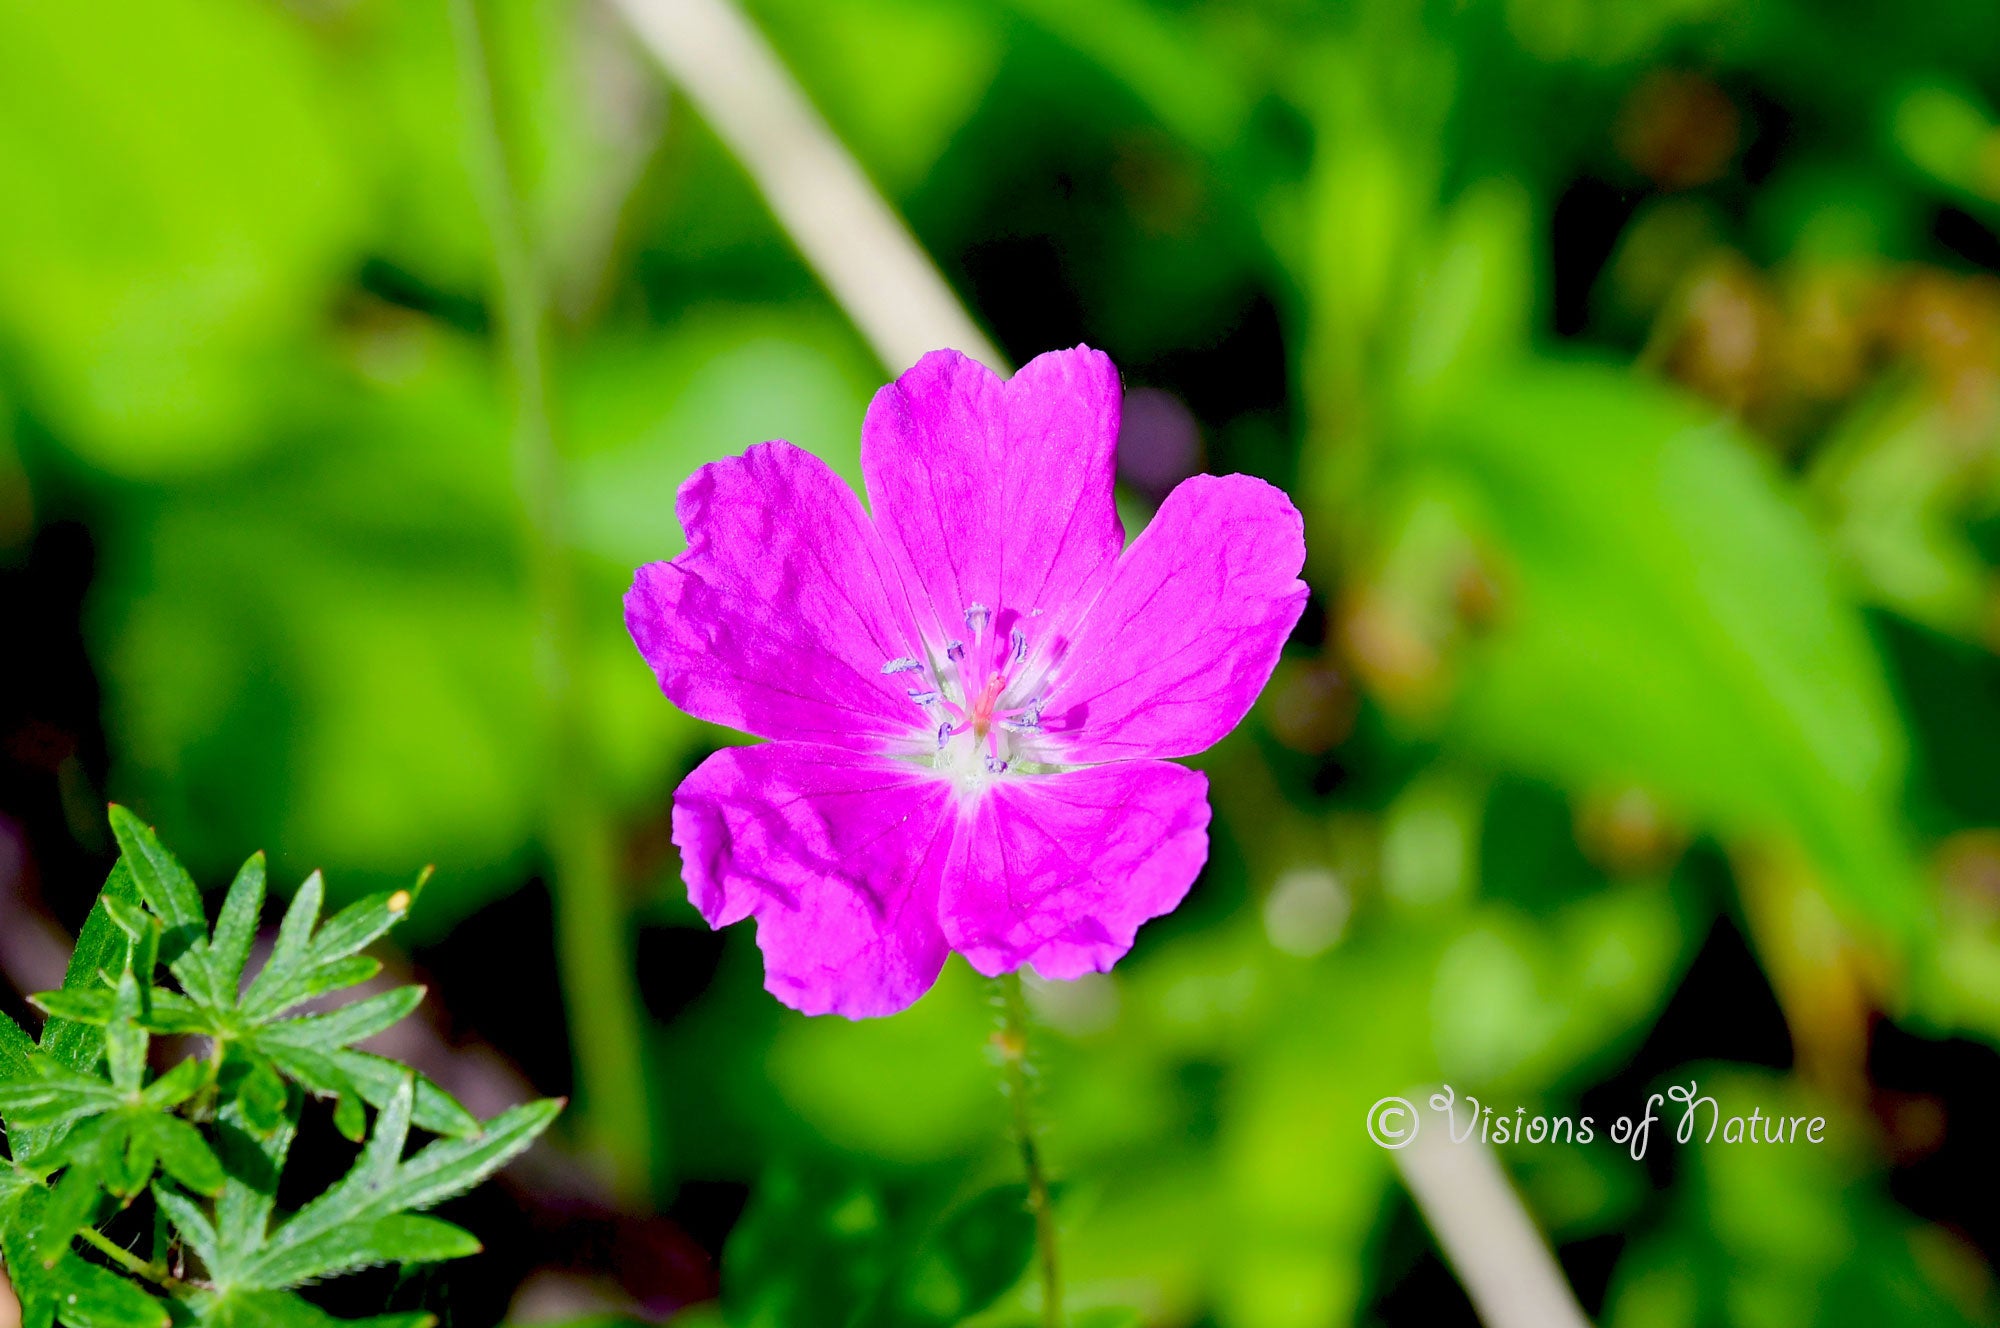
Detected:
left=997, top=971, right=1061, bottom=1327
left=448, top=0, right=653, bottom=1200
left=76, top=1226, right=182, bottom=1293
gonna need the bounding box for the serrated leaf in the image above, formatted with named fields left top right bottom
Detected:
left=332, top=1093, right=366, bottom=1144
left=139, top=1058, right=209, bottom=1113
left=255, top=988, right=424, bottom=1055
left=214, top=1090, right=298, bottom=1257
left=108, top=806, right=216, bottom=1005
left=285, top=1048, right=478, bottom=1139
left=3, top=1185, right=168, bottom=1328
left=41, top=861, right=140, bottom=1072
left=104, top=970, right=149, bottom=1096
left=240, top=1213, right=479, bottom=1288
left=154, top=1182, right=220, bottom=1273
left=30, top=989, right=212, bottom=1037
left=0, top=1008, right=34, bottom=1080
left=306, top=890, right=416, bottom=971
left=240, top=872, right=323, bottom=1019
left=236, top=1057, right=291, bottom=1136
left=47, top=1252, right=169, bottom=1328
left=233, top=1076, right=555, bottom=1290
left=210, top=853, right=267, bottom=1003
left=34, top=1157, right=105, bottom=1267
left=136, top=1114, right=224, bottom=1196
left=0, top=1061, right=124, bottom=1128
left=242, top=956, right=382, bottom=1024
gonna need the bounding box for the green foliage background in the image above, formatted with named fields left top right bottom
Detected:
left=4, top=0, right=2000, bottom=1323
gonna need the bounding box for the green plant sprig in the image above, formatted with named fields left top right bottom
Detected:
left=0, top=806, right=561, bottom=1328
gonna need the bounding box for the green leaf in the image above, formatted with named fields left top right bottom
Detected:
left=30, top=989, right=212, bottom=1036
left=213, top=1090, right=298, bottom=1258
left=236, top=1057, right=292, bottom=1136
left=232, top=1076, right=556, bottom=1290
left=240, top=1213, right=480, bottom=1288
left=140, top=1058, right=209, bottom=1112
left=881, top=1184, right=1037, bottom=1327
left=154, top=1182, right=221, bottom=1273
left=210, top=852, right=267, bottom=1002
left=307, top=888, right=419, bottom=970
left=252, top=1042, right=479, bottom=1140
left=2, top=1185, right=168, bottom=1328
left=135, top=1114, right=225, bottom=1196
left=1416, top=363, right=1924, bottom=936
left=46, top=1251, right=170, bottom=1328
left=0, top=1061, right=124, bottom=1128
left=254, top=988, right=425, bottom=1054
left=108, top=806, right=216, bottom=1004
left=0, top=1007, right=34, bottom=1080
left=41, top=862, right=141, bottom=1072
left=238, top=871, right=324, bottom=1018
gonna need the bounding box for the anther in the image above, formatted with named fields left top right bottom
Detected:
left=945, top=641, right=965, bottom=663
left=881, top=657, right=921, bottom=674
left=964, top=603, right=990, bottom=633
left=984, top=755, right=1009, bottom=774
left=1010, top=627, right=1027, bottom=663
left=907, top=689, right=940, bottom=705
left=937, top=721, right=954, bottom=750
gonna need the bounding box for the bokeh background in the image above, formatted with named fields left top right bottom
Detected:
left=5, top=0, right=2000, bottom=1323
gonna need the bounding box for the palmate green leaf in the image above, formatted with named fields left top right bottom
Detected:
left=162, top=1074, right=554, bottom=1292
left=239, top=874, right=418, bottom=1023
left=80, top=821, right=477, bottom=1139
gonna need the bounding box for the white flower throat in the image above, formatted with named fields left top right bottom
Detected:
left=881, top=602, right=1063, bottom=782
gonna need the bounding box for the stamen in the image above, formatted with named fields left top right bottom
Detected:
left=881, top=657, right=921, bottom=674
left=1010, top=627, right=1027, bottom=664
left=945, top=641, right=965, bottom=663
left=936, top=721, right=954, bottom=750
left=964, top=603, right=990, bottom=634
left=907, top=689, right=940, bottom=705
left=984, top=755, right=1009, bottom=774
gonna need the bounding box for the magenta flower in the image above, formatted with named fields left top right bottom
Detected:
left=626, top=347, right=1307, bottom=1017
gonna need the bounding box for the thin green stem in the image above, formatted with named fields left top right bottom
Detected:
left=77, top=1226, right=181, bottom=1292
left=447, top=0, right=653, bottom=1202
left=997, top=971, right=1061, bottom=1328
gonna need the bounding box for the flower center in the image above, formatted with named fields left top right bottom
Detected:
left=881, top=602, right=1055, bottom=777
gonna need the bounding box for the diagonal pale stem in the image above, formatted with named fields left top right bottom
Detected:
left=447, top=0, right=654, bottom=1202
left=997, top=970, right=1062, bottom=1327
left=604, top=0, right=1004, bottom=376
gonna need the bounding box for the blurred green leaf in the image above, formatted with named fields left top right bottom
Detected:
left=0, top=0, right=361, bottom=474
left=1421, top=362, right=1923, bottom=937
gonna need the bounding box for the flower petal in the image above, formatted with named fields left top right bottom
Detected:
left=1043, top=473, right=1307, bottom=762
left=941, top=762, right=1210, bottom=979
left=861, top=346, right=1125, bottom=647
left=673, top=741, right=956, bottom=1018
left=626, top=441, right=928, bottom=749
